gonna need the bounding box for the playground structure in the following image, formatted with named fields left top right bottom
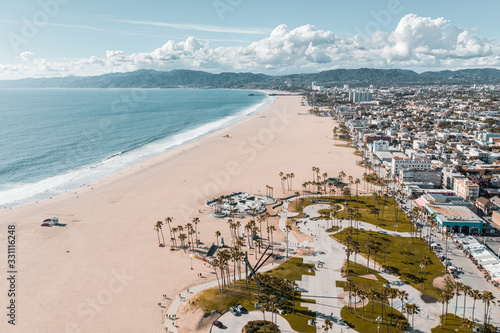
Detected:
left=207, top=192, right=276, bottom=218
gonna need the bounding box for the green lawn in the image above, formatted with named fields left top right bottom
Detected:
left=336, top=262, right=407, bottom=333
left=335, top=196, right=412, bottom=232
left=337, top=269, right=389, bottom=295
left=194, top=257, right=316, bottom=333
left=243, top=320, right=280, bottom=333
left=289, top=196, right=412, bottom=232
left=326, top=226, right=340, bottom=233
left=341, top=302, right=407, bottom=333
left=333, top=230, right=445, bottom=299
left=431, top=314, right=487, bottom=333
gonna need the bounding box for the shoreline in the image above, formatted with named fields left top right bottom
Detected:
left=1, top=89, right=277, bottom=210
left=0, top=95, right=366, bottom=332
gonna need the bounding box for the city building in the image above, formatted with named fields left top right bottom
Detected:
left=441, top=168, right=465, bottom=189
left=399, top=169, right=442, bottom=188
left=391, top=157, right=432, bottom=177
left=453, top=178, right=480, bottom=201
left=349, top=90, right=372, bottom=103
left=423, top=194, right=483, bottom=234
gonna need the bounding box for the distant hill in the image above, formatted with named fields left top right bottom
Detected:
left=1, top=68, right=499, bottom=89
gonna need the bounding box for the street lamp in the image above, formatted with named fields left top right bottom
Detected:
left=420, top=263, right=425, bottom=283
left=190, top=254, right=193, bottom=270
left=394, top=224, right=398, bottom=233
left=376, top=316, right=382, bottom=333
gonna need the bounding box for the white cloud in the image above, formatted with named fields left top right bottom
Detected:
left=113, top=18, right=270, bottom=35
left=19, top=51, right=34, bottom=62
left=2, top=14, right=499, bottom=79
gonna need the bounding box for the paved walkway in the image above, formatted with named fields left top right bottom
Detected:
left=291, top=203, right=500, bottom=332
left=163, top=263, right=282, bottom=333
left=166, top=199, right=500, bottom=332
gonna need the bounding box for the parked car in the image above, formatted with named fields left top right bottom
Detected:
left=229, top=306, right=240, bottom=316
left=212, top=320, right=223, bottom=328
left=236, top=304, right=247, bottom=314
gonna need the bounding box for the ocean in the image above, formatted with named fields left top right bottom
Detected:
left=0, top=88, right=274, bottom=207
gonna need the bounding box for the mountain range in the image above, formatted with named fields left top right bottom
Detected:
left=1, top=68, right=499, bottom=89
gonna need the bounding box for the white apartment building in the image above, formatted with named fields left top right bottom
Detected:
left=453, top=178, right=480, bottom=201
left=391, top=157, right=432, bottom=176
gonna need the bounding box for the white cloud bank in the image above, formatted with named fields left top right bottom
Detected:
left=2, top=14, right=499, bottom=79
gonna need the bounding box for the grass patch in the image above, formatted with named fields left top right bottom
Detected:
left=289, top=196, right=411, bottom=232
left=194, top=257, right=316, bottom=333
left=243, top=320, right=280, bottom=333
left=431, top=314, right=489, bottom=333
left=333, top=230, right=445, bottom=299
left=335, top=196, right=412, bottom=232
left=341, top=302, right=407, bottom=333
left=326, top=226, right=340, bottom=233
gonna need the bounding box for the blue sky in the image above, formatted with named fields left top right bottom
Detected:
left=1, top=0, right=499, bottom=79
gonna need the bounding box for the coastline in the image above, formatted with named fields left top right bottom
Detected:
left=0, top=88, right=275, bottom=209
left=0, top=95, right=365, bottom=332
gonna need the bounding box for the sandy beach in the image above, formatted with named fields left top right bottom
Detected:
left=0, top=95, right=366, bottom=332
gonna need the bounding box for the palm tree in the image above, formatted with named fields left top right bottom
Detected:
left=153, top=221, right=162, bottom=246
left=285, top=224, right=292, bottom=259
left=470, top=289, right=481, bottom=324
left=346, top=280, right=355, bottom=310
left=454, top=281, right=463, bottom=316
left=279, top=171, right=285, bottom=193
left=420, top=255, right=431, bottom=289
left=215, top=230, right=221, bottom=246
left=443, top=290, right=454, bottom=324
left=358, top=290, right=367, bottom=321
left=481, top=290, right=496, bottom=326
left=404, top=303, right=420, bottom=333
left=462, top=284, right=472, bottom=319
left=352, top=243, right=359, bottom=274
left=460, top=318, right=475, bottom=333
left=398, top=290, right=409, bottom=313
left=338, top=171, right=346, bottom=184
left=372, top=244, right=379, bottom=271
left=171, top=227, right=178, bottom=248
left=179, top=233, right=187, bottom=251
left=164, top=216, right=173, bottom=241
left=438, top=292, right=447, bottom=328
left=396, top=319, right=408, bottom=333
left=268, top=225, right=276, bottom=249
left=322, top=318, right=333, bottom=332
left=365, top=243, right=374, bottom=272
left=192, top=217, right=200, bottom=246
left=345, top=247, right=353, bottom=276
left=355, top=178, right=361, bottom=201
left=257, top=215, right=264, bottom=239
left=388, top=288, right=399, bottom=325
left=366, top=288, right=377, bottom=323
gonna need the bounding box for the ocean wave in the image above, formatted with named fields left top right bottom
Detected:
left=0, top=93, right=277, bottom=207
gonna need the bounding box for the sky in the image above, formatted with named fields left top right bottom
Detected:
left=1, top=0, right=499, bottom=79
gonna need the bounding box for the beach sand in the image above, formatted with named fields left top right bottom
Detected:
left=0, top=95, right=366, bottom=332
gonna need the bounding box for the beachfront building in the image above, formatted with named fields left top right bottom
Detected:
left=453, top=178, right=480, bottom=201
left=422, top=194, right=484, bottom=234
left=391, top=157, right=432, bottom=178
left=369, top=140, right=390, bottom=152
left=399, top=169, right=442, bottom=188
